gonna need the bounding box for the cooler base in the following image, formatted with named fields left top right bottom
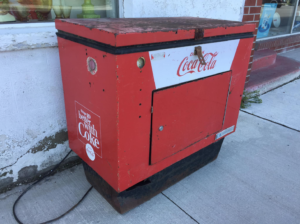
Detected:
left=82, top=138, right=224, bottom=214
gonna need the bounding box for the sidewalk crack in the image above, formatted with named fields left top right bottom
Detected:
left=161, top=192, right=200, bottom=224
left=241, top=110, right=300, bottom=133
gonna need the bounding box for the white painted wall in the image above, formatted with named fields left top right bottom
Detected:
left=0, top=0, right=245, bottom=190
left=0, top=47, right=77, bottom=189
left=122, top=0, right=245, bottom=22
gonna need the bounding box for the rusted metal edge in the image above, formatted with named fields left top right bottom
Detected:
left=222, top=74, right=233, bottom=127
left=195, top=29, right=204, bottom=40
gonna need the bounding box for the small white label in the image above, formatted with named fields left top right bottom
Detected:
left=215, top=126, right=235, bottom=140
left=150, top=52, right=166, bottom=61
left=86, top=143, right=95, bottom=161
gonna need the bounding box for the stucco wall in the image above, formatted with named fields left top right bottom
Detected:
left=0, top=47, right=78, bottom=192
left=122, top=0, right=245, bottom=22
left=0, top=0, right=245, bottom=191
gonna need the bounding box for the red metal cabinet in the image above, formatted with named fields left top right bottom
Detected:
left=56, top=17, right=255, bottom=213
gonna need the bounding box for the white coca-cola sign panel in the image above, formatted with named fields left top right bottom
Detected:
left=149, top=39, right=240, bottom=89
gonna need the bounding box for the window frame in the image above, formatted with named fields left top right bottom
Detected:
left=257, top=0, right=300, bottom=41
left=0, top=0, right=121, bottom=30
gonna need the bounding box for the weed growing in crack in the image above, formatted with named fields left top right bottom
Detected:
left=241, top=90, right=262, bottom=109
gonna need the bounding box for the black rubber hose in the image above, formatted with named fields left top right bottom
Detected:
left=12, top=150, right=93, bottom=224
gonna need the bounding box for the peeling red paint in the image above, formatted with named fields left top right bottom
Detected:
left=56, top=17, right=255, bottom=47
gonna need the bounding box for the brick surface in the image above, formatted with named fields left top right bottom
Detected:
left=242, top=1, right=262, bottom=84
left=245, top=0, right=257, bottom=6
left=250, top=7, right=261, bottom=14
left=256, top=34, right=300, bottom=51
left=256, top=0, right=263, bottom=6
left=249, top=56, right=254, bottom=63
left=248, top=63, right=253, bottom=70
left=245, top=75, right=250, bottom=82
left=254, top=14, right=260, bottom=21
left=243, top=15, right=254, bottom=22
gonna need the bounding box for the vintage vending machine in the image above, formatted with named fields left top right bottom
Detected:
left=56, top=17, right=255, bottom=213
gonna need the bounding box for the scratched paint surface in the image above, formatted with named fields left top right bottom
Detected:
left=59, top=17, right=245, bottom=34
left=56, top=17, right=255, bottom=47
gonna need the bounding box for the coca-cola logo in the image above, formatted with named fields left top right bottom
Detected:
left=177, top=51, right=218, bottom=77
left=78, top=109, right=100, bottom=149
left=75, top=102, right=102, bottom=159
left=86, top=143, right=95, bottom=161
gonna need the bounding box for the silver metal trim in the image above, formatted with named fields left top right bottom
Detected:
left=222, top=74, right=232, bottom=127
left=290, top=0, right=299, bottom=33
left=256, top=32, right=300, bottom=41
left=118, top=0, right=124, bottom=18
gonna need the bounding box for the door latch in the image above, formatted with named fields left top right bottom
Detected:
left=194, top=46, right=206, bottom=66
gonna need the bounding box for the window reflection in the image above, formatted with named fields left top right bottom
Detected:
left=258, top=1, right=297, bottom=39
left=292, top=1, right=300, bottom=32
left=0, top=0, right=117, bottom=23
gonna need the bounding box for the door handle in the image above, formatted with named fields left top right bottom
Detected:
left=194, top=46, right=206, bottom=66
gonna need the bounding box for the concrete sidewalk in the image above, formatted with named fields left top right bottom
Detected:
left=243, top=79, right=300, bottom=131
left=1, top=82, right=300, bottom=224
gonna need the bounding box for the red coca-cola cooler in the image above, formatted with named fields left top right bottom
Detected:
left=55, top=17, right=255, bottom=213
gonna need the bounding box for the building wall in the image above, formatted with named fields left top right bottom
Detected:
left=242, top=0, right=262, bottom=83
left=122, top=0, right=246, bottom=22
left=243, top=0, right=300, bottom=83
left=0, top=26, right=80, bottom=192
left=255, top=34, right=300, bottom=53
left=0, top=0, right=246, bottom=192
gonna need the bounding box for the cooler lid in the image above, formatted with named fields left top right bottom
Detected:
left=55, top=17, right=255, bottom=47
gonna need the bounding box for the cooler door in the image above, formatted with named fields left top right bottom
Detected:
left=150, top=71, right=232, bottom=164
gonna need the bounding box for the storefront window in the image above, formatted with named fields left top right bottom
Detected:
left=0, top=0, right=118, bottom=23
left=257, top=0, right=299, bottom=39
left=292, top=2, right=300, bottom=32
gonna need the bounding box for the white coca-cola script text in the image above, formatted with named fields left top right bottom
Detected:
left=177, top=51, right=218, bottom=77
left=78, top=109, right=100, bottom=149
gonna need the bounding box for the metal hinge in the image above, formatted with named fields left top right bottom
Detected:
left=194, top=29, right=204, bottom=40
left=151, top=106, right=153, bottom=113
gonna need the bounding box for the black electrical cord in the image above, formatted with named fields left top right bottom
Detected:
left=13, top=150, right=93, bottom=224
